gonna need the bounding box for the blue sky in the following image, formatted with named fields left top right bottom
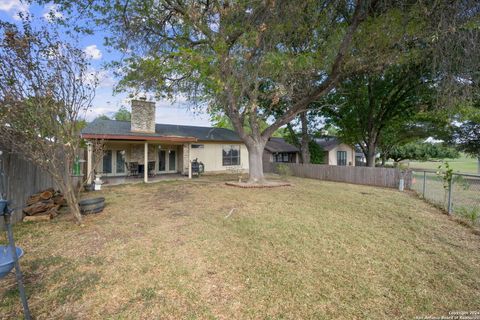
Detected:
left=0, top=0, right=212, bottom=126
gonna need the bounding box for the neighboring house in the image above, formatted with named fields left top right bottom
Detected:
left=314, top=137, right=355, bottom=166
left=263, top=137, right=300, bottom=164
left=81, top=99, right=248, bottom=183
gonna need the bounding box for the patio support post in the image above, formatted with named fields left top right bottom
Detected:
left=87, top=142, right=93, bottom=185
left=144, top=142, right=148, bottom=183
left=188, top=143, right=192, bottom=179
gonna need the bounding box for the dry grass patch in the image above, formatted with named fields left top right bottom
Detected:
left=1, top=175, right=479, bottom=319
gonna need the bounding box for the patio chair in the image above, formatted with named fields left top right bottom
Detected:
left=127, top=162, right=139, bottom=177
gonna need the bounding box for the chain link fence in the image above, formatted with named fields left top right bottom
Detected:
left=411, top=170, right=480, bottom=225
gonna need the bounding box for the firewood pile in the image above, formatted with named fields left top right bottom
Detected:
left=23, top=188, right=66, bottom=222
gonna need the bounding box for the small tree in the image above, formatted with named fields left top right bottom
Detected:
left=0, top=20, right=97, bottom=223
left=114, top=106, right=131, bottom=121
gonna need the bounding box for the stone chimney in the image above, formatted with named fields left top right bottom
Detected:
left=131, top=99, right=156, bottom=133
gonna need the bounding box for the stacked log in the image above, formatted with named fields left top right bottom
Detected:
left=23, top=188, right=66, bottom=222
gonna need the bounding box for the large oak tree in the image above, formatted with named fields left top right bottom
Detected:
left=45, top=0, right=479, bottom=182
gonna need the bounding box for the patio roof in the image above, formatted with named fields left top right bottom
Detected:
left=81, top=119, right=243, bottom=142
left=81, top=133, right=196, bottom=142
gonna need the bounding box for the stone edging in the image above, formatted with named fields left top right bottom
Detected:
left=225, top=182, right=292, bottom=188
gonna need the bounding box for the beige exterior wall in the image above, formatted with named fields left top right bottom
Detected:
left=190, top=142, right=249, bottom=173
left=327, top=144, right=356, bottom=166
left=93, top=140, right=249, bottom=176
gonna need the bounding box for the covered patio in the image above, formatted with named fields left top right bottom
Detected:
left=83, top=135, right=197, bottom=184
left=80, top=99, right=249, bottom=185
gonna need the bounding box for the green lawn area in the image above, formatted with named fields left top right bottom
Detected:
left=407, top=153, right=479, bottom=174
left=1, top=175, right=479, bottom=319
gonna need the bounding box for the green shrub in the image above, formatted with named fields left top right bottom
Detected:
left=456, top=207, right=479, bottom=226
left=309, top=140, right=324, bottom=164
left=277, top=164, right=292, bottom=180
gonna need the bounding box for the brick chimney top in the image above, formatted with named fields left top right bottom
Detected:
left=131, top=99, right=156, bottom=133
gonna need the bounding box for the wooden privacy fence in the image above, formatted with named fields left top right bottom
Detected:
left=270, top=163, right=412, bottom=189
left=0, top=149, right=59, bottom=225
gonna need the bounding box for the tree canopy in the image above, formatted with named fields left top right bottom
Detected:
left=0, top=19, right=97, bottom=223
left=114, top=106, right=132, bottom=121
left=388, top=141, right=459, bottom=163
left=95, top=106, right=132, bottom=121
left=322, top=63, right=436, bottom=166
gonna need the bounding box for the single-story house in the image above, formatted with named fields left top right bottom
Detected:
left=81, top=99, right=248, bottom=183
left=314, top=137, right=355, bottom=166
left=263, top=137, right=300, bottom=164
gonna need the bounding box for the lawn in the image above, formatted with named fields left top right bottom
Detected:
left=1, top=175, right=479, bottom=319
left=407, top=153, right=479, bottom=174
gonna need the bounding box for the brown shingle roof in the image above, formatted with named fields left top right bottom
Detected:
left=265, top=138, right=299, bottom=153
left=314, top=137, right=342, bottom=151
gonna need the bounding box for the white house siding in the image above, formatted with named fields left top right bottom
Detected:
left=190, top=142, right=249, bottom=173
left=327, top=144, right=356, bottom=166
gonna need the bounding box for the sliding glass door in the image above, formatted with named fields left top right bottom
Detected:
left=103, top=150, right=112, bottom=174
left=102, top=149, right=126, bottom=175
left=158, top=148, right=177, bottom=173
left=158, top=150, right=166, bottom=171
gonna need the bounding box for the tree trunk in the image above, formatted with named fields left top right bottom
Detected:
left=299, top=112, right=310, bottom=164
left=366, top=142, right=376, bottom=167
left=61, top=175, right=83, bottom=224
left=245, top=140, right=267, bottom=184
left=64, top=186, right=82, bottom=224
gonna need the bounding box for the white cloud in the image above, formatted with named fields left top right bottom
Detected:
left=0, top=0, right=29, bottom=20
left=96, top=70, right=116, bottom=88
left=84, top=68, right=116, bottom=89
left=84, top=45, right=102, bottom=60
left=42, top=3, right=63, bottom=22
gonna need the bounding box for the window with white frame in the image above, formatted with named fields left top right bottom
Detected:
left=222, top=145, right=240, bottom=166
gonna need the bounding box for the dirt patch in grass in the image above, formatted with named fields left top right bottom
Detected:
left=1, top=174, right=479, bottom=319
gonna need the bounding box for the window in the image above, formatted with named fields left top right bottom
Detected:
left=223, top=145, right=240, bottom=166
left=169, top=150, right=176, bottom=171
left=337, top=151, right=347, bottom=166
left=191, top=144, right=204, bottom=149
left=102, top=150, right=112, bottom=173
left=273, top=152, right=294, bottom=163
left=116, top=150, right=126, bottom=174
